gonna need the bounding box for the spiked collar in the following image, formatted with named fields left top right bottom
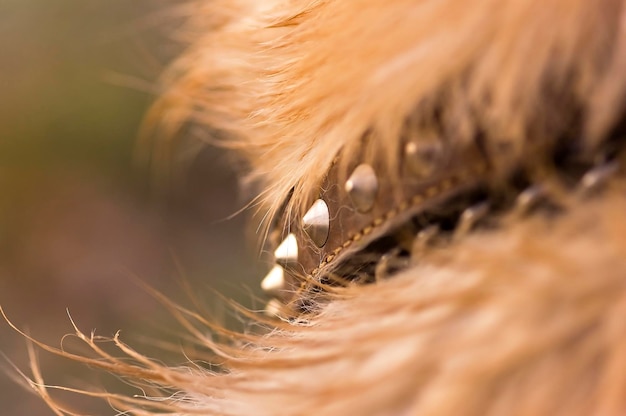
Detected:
left=260, top=136, right=622, bottom=317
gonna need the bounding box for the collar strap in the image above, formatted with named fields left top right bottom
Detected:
left=261, top=138, right=490, bottom=309
left=259, top=133, right=623, bottom=317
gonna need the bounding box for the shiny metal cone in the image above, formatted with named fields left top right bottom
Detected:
left=405, top=140, right=443, bottom=177
left=265, top=298, right=284, bottom=318
left=345, top=164, right=378, bottom=213
left=261, top=265, right=286, bottom=296
left=454, top=202, right=490, bottom=239
left=302, top=199, right=330, bottom=247
left=274, top=233, right=298, bottom=266
left=580, top=162, right=618, bottom=194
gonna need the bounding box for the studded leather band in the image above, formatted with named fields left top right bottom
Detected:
left=261, top=138, right=490, bottom=307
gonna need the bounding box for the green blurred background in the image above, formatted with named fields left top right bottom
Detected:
left=0, top=1, right=260, bottom=414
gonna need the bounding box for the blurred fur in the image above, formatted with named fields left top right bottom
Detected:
left=149, top=0, right=626, bottom=223
left=13, top=0, right=626, bottom=414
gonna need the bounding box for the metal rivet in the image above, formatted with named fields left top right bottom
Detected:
left=345, top=164, right=378, bottom=213
left=405, top=141, right=443, bottom=177
left=514, top=185, right=545, bottom=216
left=580, top=162, right=618, bottom=194
left=274, top=233, right=298, bottom=266
left=265, top=298, right=283, bottom=317
left=261, top=265, right=285, bottom=296
left=374, top=248, right=407, bottom=281
left=454, top=202, right=490, bottom=239
left=411, top=224, right=440, bottom=262
left=302, top=199, right=330, bottom=247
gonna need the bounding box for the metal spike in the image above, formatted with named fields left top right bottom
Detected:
left=274, top=233, right=298, bottom=266
left=454, top=202, right=490, bottom=239
left=411, top=224, right=440, bottom=263
left=345, top=164, right=378, bottom=213
left=374, top=248, right=407, bottom=281
left=405, top=140, right=443, bottom=177
left=302, top=199, right=330, bottom=247
left=514, top=185, right=546, bottom=216
left=261, top=265, right=286, bottom=296
left=264, top=298, right=283, bottom=318
left=580, top=162, right=618, bottom=195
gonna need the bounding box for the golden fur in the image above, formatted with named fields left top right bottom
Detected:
left=150, top=0, right=626, bottom=222
left=8, top=0, right=626, bottom=414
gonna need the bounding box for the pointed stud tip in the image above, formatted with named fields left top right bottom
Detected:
left=405, top=140, right=443, bottom=177
left=302, top=199, right=330, bottom=247
left=405, top=141, right=417, bottom=153
left=261, top=265, right=285, bottom=295
left=515, top=185, right=545, bottom=216
left=580, top=162, right=618, bottom=194
left=345, top=164, right=378, bottom=213
left=454, top=202, right=489, bottom=239
left=274, top=233, right=298, bottom=265
left=265, top=299, right=284, bottom=318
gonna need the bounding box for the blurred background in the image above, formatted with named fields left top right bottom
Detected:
left=0, top=1, right=260, bottom=414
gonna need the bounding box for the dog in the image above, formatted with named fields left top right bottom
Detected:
left=11, top=0, right=626, bottom=414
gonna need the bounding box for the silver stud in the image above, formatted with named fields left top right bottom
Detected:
left=265, top=298, right=283, bottom=318
left=411, top=224, right=440, bottom=262
left=405, top=140, right=443, bottom=177
left=580, top=162, right=618, bottom=194
left=302, top=199, right=330, bottom=247
left=454, top=202, right=490, bottom=239
left=274, top=233, right=298, bottom=266
left=261, top=265, right=286, bottom=296
left=374, top=248, right=407, bottom=281
left=345, top=164, right=378, bottom=213
left=514, top=185, right=545, bottom=216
